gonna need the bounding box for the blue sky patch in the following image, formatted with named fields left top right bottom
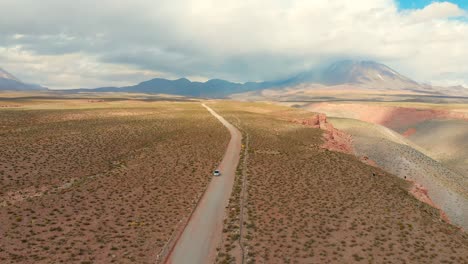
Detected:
left=397, top=0, right=467, bottom=10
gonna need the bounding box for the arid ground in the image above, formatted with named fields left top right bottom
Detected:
left=211, top=101, right=467, bottom=264
left=328, top=117, right=468, bottom=229
left=1, top=95, right=467, bottom=264
left=0, top=97, right=229, bottom=263
left=165, top=104, right=242, bottom=264
left=298, top=101, right=468, bottom=229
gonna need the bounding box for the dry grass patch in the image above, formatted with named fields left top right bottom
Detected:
left=0, top=99, right=229, bottom=263
left=212, top=101, right=468, bottom=264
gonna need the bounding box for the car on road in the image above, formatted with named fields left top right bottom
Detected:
left=213, top=170, right=221, bottom=176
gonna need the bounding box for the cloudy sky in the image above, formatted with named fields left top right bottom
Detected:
left=0, top=0, right=467, bottom=88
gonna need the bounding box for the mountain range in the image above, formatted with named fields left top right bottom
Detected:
left=65, top=60, right=440, bottom=97
left=0, top=67, right=46, bottom=91
left=1, top=60, right=466, bottom=97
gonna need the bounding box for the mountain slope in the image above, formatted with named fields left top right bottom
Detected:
left=329, top=117, right=468, bottom=229
left=401, top=119, right=468, bottom=177
left=0, top=67, right=46, bottom=91
left=64, top=60, right=467, bottom=98
left=320, top=60, right=420, bottom=89
left=69, top=78, right=249, bottom=98
left=0, top=68, right=20, bottom=81
left=257, top=60, right=421, bottom=91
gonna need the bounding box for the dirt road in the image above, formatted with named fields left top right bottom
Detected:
left=165, top=103, right=242, bottom=264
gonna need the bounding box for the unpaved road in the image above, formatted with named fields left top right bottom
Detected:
left=165, top=103, right=242, bottom=264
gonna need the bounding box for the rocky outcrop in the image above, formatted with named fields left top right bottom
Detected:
left=305, top=102, right=468, bottom=131
left=402, top=128, right=417, bottom=137
left=294, top=113, right=457, bottom=227
left=409, top=181, right=450, bottom=224
left=292, top=113, right=353, bottom=154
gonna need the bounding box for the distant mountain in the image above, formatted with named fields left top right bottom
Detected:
left=0, top=67, right=20, bottom=81
left=319, top=60, right=420, bottom=89
left=253, top=60, right=421, bottom=91
left=64, top=60, right=465, bottom=98
left=0, top=67, right=47, bottom=91
left=70, top=78, right=248, bottom=98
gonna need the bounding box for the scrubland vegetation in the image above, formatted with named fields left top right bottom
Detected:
left=212, top=101, right=468, bottom=264
left=0, top=100, right=229, bottom=263
left=1, top=98, right=467, bottom=264
left=329, top=117, right=468, bottom=230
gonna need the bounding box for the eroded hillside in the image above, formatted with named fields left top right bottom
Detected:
left=212, top=101, right=467, bottom=264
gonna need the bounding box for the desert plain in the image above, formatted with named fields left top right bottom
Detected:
left=0, top=93, right=467, bottom=264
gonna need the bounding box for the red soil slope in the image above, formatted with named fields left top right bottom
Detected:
left=402, top=127, right=417, bottom=137
left=292, top=112, right=454, bottom=225
left=306, top=102, right=468, bottom=130
left=409, top=181, right=450, bottom=223
left=292, top=113, right=354, bottom=154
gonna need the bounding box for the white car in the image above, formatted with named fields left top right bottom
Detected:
left=213, top=170, right=221, bottom=176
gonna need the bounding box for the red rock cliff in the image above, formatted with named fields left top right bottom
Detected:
left=293, top=113, right=354, bottom=154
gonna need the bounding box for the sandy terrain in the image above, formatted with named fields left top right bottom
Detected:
left=0, top=99, right=229, bottom=263
left=303, top=102, right=468, bottom=131
left=301, top=101, right=468, bottom=228
left=230, top=86, right=424, bottom=102
left=291, top=113, right=354, bottom=154
left=165, top=104, right=241, bottom=264
left=232, top=84, right=468, bottom=104
left=2, top=96, right=467, bottom=263
left=211, top=101, right=467, bottom=264
left=329, top=117, right=468, bottom=229
left=400, top=119, right=468, bottom=177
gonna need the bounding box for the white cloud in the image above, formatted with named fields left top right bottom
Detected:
left=407, top=2, right=466, bottom=23
left=0, top=0, right=467, bottom=88
left=0, top=47, right=167, bottom=88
